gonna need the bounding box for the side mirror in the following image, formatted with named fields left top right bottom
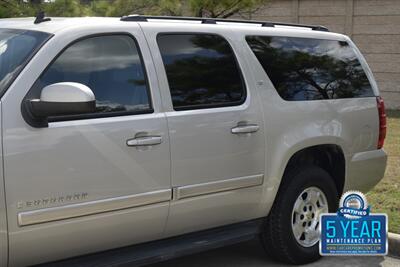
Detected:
left=27, top=82, right=96, bottom=118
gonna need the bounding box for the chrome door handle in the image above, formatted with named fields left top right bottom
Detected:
left=231, top=124, right=260, bottom=134
left=127, top=136, right=163, bottom=147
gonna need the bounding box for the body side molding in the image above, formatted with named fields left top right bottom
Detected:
left=175, top=174, right=264, bottom=200
left=18, top=189, right=172, bottom=226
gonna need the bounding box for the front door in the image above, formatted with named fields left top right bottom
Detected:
left=142, top=26, right=266, bottom=236
left=3, top=29, right=171, bottom=266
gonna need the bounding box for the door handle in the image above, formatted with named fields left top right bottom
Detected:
left=127, top=136, right=163, bottom=147
left=231, top=124, right=260, bottom=134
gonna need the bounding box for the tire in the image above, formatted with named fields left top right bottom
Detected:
left=260, top=165, right=338, bottom=265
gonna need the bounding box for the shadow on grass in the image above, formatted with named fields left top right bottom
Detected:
left=387, top=110, right=400, bottom=118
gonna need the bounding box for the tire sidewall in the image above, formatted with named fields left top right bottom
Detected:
left=278, top=166, right=338, bottom=262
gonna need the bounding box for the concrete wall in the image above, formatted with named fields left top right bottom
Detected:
left=240, top=0, right=400, bottom=109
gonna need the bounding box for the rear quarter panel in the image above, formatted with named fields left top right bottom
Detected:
left=255, top=91, right=379, bottom=216
left=235, top=30, right=380, bottom=216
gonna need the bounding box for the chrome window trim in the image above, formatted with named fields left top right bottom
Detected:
left=18, top=189, right=172, bottom=226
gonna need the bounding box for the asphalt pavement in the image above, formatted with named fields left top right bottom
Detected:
left=148, top=240, right=400, bottom=267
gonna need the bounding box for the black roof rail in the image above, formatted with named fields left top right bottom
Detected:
left=120, top=15, right=329, bottom=32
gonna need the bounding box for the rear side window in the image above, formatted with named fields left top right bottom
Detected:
left=246, top=36, right=374, bottom=101
left=29, top=34, right=151, bottom=118
left=157, top=34, right=246, bottom=110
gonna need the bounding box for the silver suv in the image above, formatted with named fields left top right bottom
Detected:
left=0, top=15, right=387, bottom=267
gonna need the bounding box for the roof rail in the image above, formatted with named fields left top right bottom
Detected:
left=120, top=15, right=329, bottom=32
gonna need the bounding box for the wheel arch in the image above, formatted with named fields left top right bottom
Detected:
left=282, top=144, right=346, bottom=196
left=259, top=140, right=346, bottom=220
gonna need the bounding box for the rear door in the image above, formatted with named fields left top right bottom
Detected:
left=141, top=24, right=266, bottom=236
left=2, top=27, right=171, bottom=266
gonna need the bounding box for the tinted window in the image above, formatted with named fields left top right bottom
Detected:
left=246, top=36, right=374, bottom=100
left=31, top=35, right=151, bottom=116
left=157, top=34, right=245, bottom=110
left=0, top=29, right=50, bottom=96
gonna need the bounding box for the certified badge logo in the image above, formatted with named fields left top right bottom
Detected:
left=320, top=191, right=388, bottom=256
left=338, top=191, right=370, bottom=219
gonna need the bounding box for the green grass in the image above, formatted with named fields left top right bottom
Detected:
left=367, top=110, right=400, bottom=234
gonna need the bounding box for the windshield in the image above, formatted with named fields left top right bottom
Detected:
left=0, top=28, right=50, bottom=95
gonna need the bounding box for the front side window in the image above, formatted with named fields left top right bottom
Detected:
left=0, top=28, right=50, bottom=96
left=246, top=36, right=374, bottom=101
left=30, top=34, right=151, bottom=117
left=157, top=34, right=246, bottom=110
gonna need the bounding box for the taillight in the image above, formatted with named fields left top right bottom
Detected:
left=377, top=96, right=386, bottom=149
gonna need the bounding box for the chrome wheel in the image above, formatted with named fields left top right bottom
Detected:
left=291, top=186, right=328, bottom=247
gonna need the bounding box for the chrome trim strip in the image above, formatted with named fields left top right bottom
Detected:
left=18, top=189, right=172, bottom=226
left=175, top=174, right=264, bottom=200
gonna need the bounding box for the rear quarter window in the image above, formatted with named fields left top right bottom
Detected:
left=246, top=36, right=374, bottom=101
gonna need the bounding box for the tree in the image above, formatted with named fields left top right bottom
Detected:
left=0, top=0, right=267, bottom=19
left=88, top=0, right=110, bottom=17
left=104, top=0, right=265, bottom=18
left=44, top=0, right=91, bottom=17
left=188, top=0, right=265, bottom=18
left=105, top=0, right=184, bottom=17
left=0, top=0, right=36, bottom=17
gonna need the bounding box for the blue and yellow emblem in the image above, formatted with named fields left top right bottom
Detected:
left=320, top=191, right=388, bottom=256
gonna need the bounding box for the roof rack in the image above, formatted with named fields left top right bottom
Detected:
left=120, top=15, right=329, bottom=32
